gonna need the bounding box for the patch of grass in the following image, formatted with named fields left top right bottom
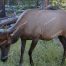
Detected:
left=0, top=40, right=66, bottom=66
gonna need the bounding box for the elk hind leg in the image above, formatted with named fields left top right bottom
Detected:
left=19, top=39, right=26, bottom=66
left=58, top=36, right=66, bottom=65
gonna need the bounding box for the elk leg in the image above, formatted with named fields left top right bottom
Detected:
left=19, top=39, right=26, bottom=66
left=28, top=39, right=38, bottom=66
left=58, top=36, right=66, bottom=65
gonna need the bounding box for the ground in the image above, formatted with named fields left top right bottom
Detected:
left=0, top=39, right=66, bottom=66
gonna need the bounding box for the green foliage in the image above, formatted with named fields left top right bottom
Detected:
left=5, top=0, right=66, bottom=11
left=50, top=0, right=66, bottom=8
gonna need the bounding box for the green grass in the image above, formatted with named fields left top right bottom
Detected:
left=0, top=39, right=66, bottom=66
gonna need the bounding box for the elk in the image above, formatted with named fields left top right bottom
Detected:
left=0, top=9, right=66, bottom=66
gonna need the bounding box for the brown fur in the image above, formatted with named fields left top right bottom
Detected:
left=12, top=10, right=66, bottom=39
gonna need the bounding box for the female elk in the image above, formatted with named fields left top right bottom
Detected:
left=0, top=9, right=66, bottom=66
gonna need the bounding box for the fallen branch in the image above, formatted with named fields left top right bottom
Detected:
left=0, top=16, right=19, bottom=26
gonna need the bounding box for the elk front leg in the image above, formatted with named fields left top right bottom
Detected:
left=19, top=39, right=26, bottom=66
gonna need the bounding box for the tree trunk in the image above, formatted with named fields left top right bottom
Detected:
left=0, top=0, right=6, bottom=18
left=37, top=0, right=50, bottom=9
left=8, top=0, right=13, bottom=5
left=0, top=15, right=18, bottom=26
left=45, top=0, right=50, bottom=7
